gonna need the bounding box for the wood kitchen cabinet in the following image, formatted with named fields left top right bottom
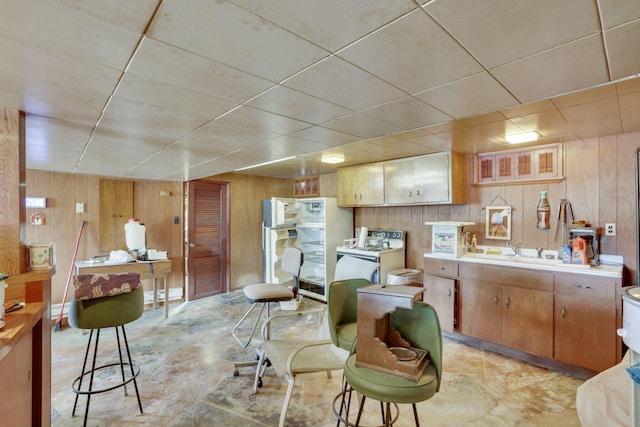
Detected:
left=337, top=163, right=384, bottom=206
left=554, top=272, right=619, bottom=372
left=384, top=152, right=467, bottom=205
left=423, top=258, right=459, bottom=332
left=459, top=263, right=554, bottom=358
left=99, top=179, right=134, bottom=252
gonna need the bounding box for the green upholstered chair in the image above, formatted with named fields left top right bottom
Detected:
left=338, top=302, right=443, bottom=427
left=69, top=274, right=145, bottom=427
left=327, top=278, right=372, bottom=352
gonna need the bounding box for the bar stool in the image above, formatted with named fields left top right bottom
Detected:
left=69, top=273, right=145, bottom=426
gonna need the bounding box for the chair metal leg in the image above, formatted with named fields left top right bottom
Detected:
left=412, top=403, right=420, bottom=427
left=354, top=394, right=366, bottom=426
left=72, top=329, right=95, bottom=417
left=279, top=373, right=296, bottom=427
left=115, top=326, right=127, bottom=396
left=232, top=302, right=266, bottom=348
left=121, top=325, right=143, bottom=414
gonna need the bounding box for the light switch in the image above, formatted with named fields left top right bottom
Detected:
left=76, top=203, right=85, bottom=213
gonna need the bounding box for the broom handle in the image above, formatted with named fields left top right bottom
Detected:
left=55, top=220, right=86, bottom=327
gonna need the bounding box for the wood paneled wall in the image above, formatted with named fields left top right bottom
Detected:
left=0, top=108, right=26, bottom=274
left=356, top=134, right=640, bottom=286
left=25, top=171, right=183, bottom=305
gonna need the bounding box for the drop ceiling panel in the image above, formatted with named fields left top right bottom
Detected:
left=619, top=91, right=640, bottom=133
left=321, top=113, right=403, bottom=139
left=289, top=126, right=361, bottom=147
left=231, top=0, right=415, bottom=52
left=415, top=72, right=519, bottom=118
left=125, top=37, right=274, bottom=103
left=0, top=0, right=144, bottom=70
left=115, top=73, right=237, bottom=120
left=247, top=85, right=352, bottom=124
left=360, top=96, right=452, bottom=130
left=491, top=35, right=609, bottom=103
left=337, top=9, right=483, bottom=94
left=603, top=20, right=640, bottom=80
left=215, top=106, right=311, bottom=135
left=598, top=0, right=640, bottom=29
left=424, top=0, right=601, bottom=69
left=282, top=56, right=406, bottom=111
left=146, top=0, right=329, bottom=82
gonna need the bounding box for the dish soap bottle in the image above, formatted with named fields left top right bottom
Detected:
left=536, top=191, right=551, bottom=230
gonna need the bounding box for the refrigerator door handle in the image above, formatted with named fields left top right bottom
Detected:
left=261, top=221, right=266, bottom=252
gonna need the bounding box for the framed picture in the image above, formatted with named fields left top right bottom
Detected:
left=485, top=205, right=512, bottom=240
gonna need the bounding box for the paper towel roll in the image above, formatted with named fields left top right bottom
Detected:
left=357, top=226, right=368, bottom=249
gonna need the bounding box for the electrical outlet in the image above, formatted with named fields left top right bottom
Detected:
left=605, top=223, right=616, bottom=236
left=76, top=203, right=85, bottom=213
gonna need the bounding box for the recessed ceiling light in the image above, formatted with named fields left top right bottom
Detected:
left=505, top=131, right=540, bottom=144
left=322, top=155, right=344, bottom=164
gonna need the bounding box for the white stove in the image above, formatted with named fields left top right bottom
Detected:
left=336, top=229, right=406, bottom=283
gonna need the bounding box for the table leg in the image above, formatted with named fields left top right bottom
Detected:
left=153, top=278, right=158, bottom=309
left=164, top=277, right=169, bottom=319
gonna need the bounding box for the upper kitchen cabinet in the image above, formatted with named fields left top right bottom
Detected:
left=384, top=152, right=468, bottom=205
left=99, top=179, right=133, bottom=252
left=475, top=143, right=562, bottom=185
left=337, top=163, right=385, bottom=207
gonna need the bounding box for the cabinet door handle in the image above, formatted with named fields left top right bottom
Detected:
left=561, top=305, right=567, bottom=319
left=447, top=289, right=452, bottom=298
left=493, top=295, right=500, bottom=305
left=505, top=296, right=511, bottom=308
left=575, top=284, right=592, bottom=289
left=438, top=266, right=445, bottom=270
left=409, top=190, right=412, bottom=197
left=416, top=190, right=420, bottom=196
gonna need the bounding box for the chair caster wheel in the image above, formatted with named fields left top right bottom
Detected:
left=233, top=369, right=239, bottom=377
left=258, top=378, right=263, bottom=388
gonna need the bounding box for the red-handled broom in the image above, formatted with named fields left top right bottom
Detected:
left=54, top=220, right=86, bottom=332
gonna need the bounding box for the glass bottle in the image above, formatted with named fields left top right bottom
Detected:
left=537, top=191, right=551, bottom=230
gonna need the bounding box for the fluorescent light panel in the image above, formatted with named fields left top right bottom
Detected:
left=234, top=156, right=296, bottom=171
left=505, top=131, right=540, bottom=144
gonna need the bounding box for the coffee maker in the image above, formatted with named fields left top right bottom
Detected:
left=567, top=226, right=600, bottom=265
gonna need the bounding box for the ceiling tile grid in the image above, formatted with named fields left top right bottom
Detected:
left=0, top=0, right=638, bottom=180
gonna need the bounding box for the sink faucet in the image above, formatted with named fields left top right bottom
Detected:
left=507, top=241, right=521, bottom=256
left=536, top=248, right=543, bottom=258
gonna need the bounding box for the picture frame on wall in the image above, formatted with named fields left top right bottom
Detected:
left=485, top=205, right=512, bottom=240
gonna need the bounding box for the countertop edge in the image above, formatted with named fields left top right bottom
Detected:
left=0, top=302, right=46, bottom=364
left=424, top=253, right=623, bottom=278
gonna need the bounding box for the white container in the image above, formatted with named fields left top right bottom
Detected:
left=426, top=221, right=475, bottom=258
left=387, top=269, right=423, bottom=286
left=124, top=218, right=146, bottom=251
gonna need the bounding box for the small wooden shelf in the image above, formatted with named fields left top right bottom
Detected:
left=293, top=176, right=319, bottom=197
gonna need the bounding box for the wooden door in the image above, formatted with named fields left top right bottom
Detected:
left=502, top=285, right=553, bottom=358
left=554, top=294, right=617, bottom=372
left=186, top=180, right=229, bottom=301
left=459, top=279, right=501, bottom=343
left=99, top=179, right=133, bottom=252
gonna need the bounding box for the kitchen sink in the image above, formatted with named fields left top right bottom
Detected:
left=461, top=252, right=591, bottom=269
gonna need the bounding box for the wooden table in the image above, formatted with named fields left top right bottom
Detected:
left=75, top=259, right=173, bottom=318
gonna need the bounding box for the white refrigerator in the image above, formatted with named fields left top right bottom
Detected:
left=262, top=197, right=353, bottom=301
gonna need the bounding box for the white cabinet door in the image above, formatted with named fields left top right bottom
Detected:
left=414, top=152, right=450, bottom=203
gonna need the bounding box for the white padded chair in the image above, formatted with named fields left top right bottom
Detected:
left=232, top=246, right=303, bottom=376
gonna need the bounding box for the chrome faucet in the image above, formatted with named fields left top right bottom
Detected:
left=537, top=248, right=543, bottom=258
left=507, top=241, right=521, bottom=256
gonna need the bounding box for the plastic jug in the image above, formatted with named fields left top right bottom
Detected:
left=124, top=218, right=146, bottom=252
left=571, top=237, right=588, bottom=264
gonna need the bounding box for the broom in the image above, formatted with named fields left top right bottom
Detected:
left=54, top=220, right=86, bottom=332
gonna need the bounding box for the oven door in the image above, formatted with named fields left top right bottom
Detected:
left=336, top=251, right=380, bottom=283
